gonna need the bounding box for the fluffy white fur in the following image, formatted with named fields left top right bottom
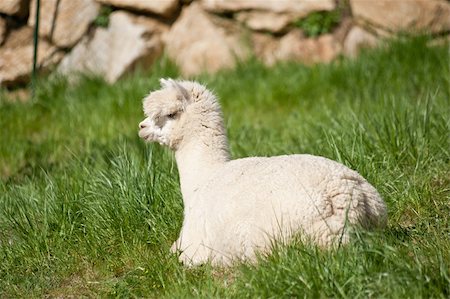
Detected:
left=139, top=79, right=387, bottom=266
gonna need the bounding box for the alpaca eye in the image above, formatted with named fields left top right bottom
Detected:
left=167, top=112, right=178, bottom=119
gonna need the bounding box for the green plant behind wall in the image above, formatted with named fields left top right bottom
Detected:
left=294, top=10, right=341, bottom=37
left=94, top=6, right=113, bottom=28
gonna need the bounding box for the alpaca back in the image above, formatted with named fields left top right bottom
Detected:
left=190, top=154, right=386, bottom=257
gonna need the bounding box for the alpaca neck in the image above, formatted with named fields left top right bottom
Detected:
left=175, top=132, right=230, bottom=202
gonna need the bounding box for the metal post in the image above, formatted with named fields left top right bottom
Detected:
left=32, top=0, right=40, bottom=99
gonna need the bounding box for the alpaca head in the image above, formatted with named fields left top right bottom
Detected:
left=139, top=78, right=224, bottom=150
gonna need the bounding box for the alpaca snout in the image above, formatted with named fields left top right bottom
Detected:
left=138, top=121, right=149, bottom=139
left=138, top=128, right=150, bottom=140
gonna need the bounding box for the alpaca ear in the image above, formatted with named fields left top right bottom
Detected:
left=160, top=78, right=172, bottom=89
left=172, top=81, right=190, bottom=102
left=160, top=78, right=190, bottom=102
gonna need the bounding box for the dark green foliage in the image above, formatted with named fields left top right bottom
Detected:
left=294, top=9, right=341, bottom=37
left=94, top=6, right=113, bottom=28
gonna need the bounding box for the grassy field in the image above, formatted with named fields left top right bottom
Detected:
left=0, top=37, right=449, bottom=298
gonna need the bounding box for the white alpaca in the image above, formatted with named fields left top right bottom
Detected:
left=138, top=79, right=387, bottom=266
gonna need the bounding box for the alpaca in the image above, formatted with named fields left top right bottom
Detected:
left=138, top=78, right=387, bottom=266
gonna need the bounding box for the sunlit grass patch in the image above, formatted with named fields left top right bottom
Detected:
left=0, top=37, right=449, bottom=297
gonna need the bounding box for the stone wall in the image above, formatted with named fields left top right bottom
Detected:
left=0, top=0, right=449, bottom=87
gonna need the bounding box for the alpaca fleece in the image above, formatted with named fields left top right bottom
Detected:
left=139, top=79, right=387, bottom=266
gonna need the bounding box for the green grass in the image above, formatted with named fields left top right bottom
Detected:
left=1, top=37, right=449, bottom=297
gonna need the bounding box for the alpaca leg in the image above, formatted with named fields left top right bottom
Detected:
left=310, top=215, right=351, bottom=247
left=178, top=244, right=211, bottom=266
left=175, top=227, right=210, bottom=265
left=170, top=240, right=179, bottom=254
